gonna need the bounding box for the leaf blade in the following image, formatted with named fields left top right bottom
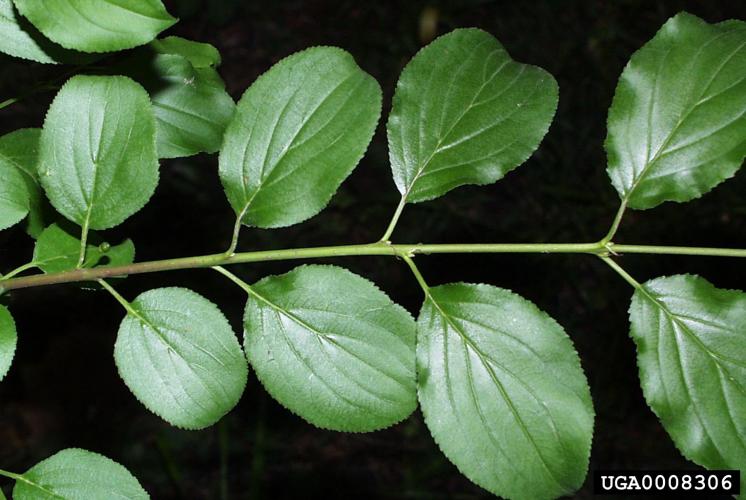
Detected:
left=12, top=0, right=176, bottom=53
left=12, top=448, right=148, bottom=499
left=417, top=283, right=594, bottom=499
left=388, top=28, right=558, bottom=203
left=0, top=143, right=30, bottom=232
left=606, top=13, right=746, bottom=210
left=219, top=46, right=381, bottom=228
left=630, top=274, right=746, bottom=493
left=114, top=287, right=248, bottom=429
left=243, top=265, right=417, bottom=432
left=39, top=75, right=160, bottom=230
left=0, top=128, right=44, bottom=238
left=151, top=35, right=221, bottom=68
left=0, top=0, right=60, bottom=63
left=0, top=305, right=17, bottom=381
left=134, top=53, right=235, bottom=159
left=33, top=223, right=134, bottom=274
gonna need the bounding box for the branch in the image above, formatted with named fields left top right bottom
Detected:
left=1, top=241, right=745, bottom=293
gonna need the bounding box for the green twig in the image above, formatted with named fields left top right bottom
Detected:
left=1, top=241, right=745, bottom=293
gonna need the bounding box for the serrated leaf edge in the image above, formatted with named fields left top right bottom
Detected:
left=416, top=281, right=594, bottom=497
left=113, top=286, right=248, bottom=431
left=220, top=46, right=382, bottom=229
left=244, top=263, right=417, bottom=433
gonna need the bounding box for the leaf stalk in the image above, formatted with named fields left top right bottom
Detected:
left=380, top=196, right=407, bottom=242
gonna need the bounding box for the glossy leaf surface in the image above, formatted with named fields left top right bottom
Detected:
left=134, top=52, right=235, bottom=158
left=417, top=283, right=594, bottom=499
left=0, top=305, right=17, bottom=381
left=244, top=265, right=417, bottom=431
left=388, top=28, right=558, bottom=203
left=606, top=13, right=746, bottom=209
left=630, top=274, right=746, bottom=493
left=0, top=0, right=69, bottom=63
left=39, top=75, right=159, bottom=230
left=220, top=47, right=381, bottom=228
left=115, top=287, right=248, bottom=429
left=13, top=448, right=148, bottom=499
left=13, top=0, right=176, bottom=53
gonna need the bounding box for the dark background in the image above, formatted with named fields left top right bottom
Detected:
left=1, top=1, right=745, bottom=498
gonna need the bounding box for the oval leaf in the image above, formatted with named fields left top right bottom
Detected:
left=0, top=305, right=17, bottom=381
left=12, top=448, right=148, bottom=499
left=130, top=52, right=235, bottom=159
left=39, top=75, right=160, bottom=230
left=606, top=13, right=746, bottom=210
left=630, top=274, right=746, bottom=493
left=0, top=129, right=44, bottom=237
left=417, top=283, right=594, bottom=499
left=388, top=28, right=558, bottom=204
left=220, top=47, right=381, bottom=228
left=33, top=223, right=134, bottom=274
left=13, top=0, right=176, bottom=53
left=244, top=265, right=417, bottom=432
left=114, top=287, right=248, bottom=429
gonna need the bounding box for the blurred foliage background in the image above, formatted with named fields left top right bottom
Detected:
left=1, top=1, right=745, bottom=498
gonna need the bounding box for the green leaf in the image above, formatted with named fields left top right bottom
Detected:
left=97, top=238, right=135, bottom=269
left=151, top=35, right=221, bottom=68
left=629, top=274, right=746, bottom=493
left=0, top=0, right=96, bottom=65
left=220, top=46, right=381, bottom=228
left=0, top=0, right=65, bottom=63
left=0, top=304, right=17, bottom=381
left=417, top=283, right=594, bottom=499
left=39, top=75, right=160, bottom=230
left=0, top=137, right=30, bottom=232
left=129, top=52, right=235, bottom=159
left=0, top=128, right=44, bottom=237
left=33, top=223, right=134, bottom=274
left=244, top=265, right=416, bottom=432
left=114, top=287, right=248, bottom=429
left=606, top=13, right=746, bottom=210
left=12, top=0, right=176, bottom=53
left=388, top=28, right=558, bottom=204
left=12, top=448, right=148, bottom=499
